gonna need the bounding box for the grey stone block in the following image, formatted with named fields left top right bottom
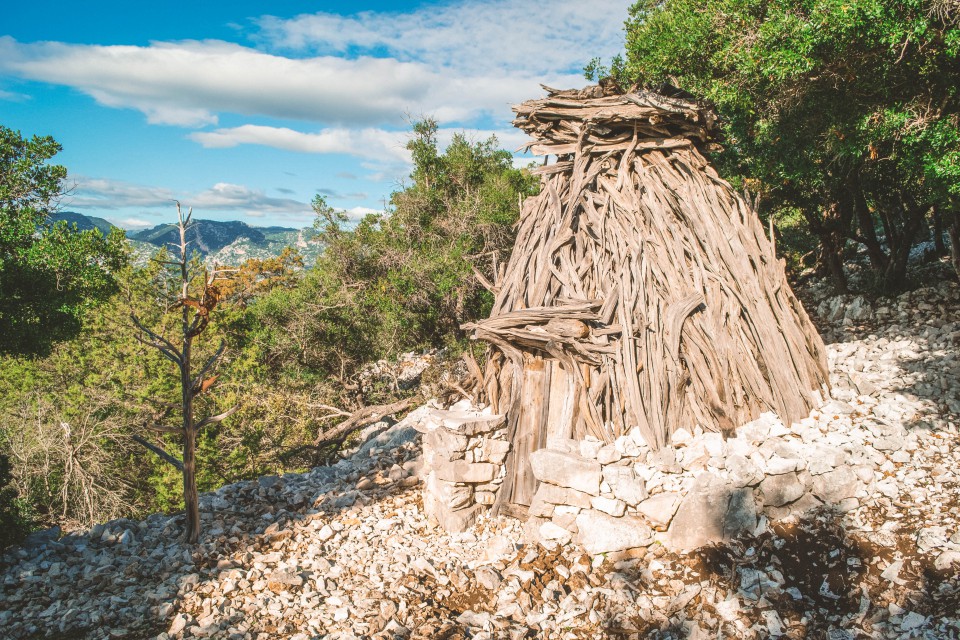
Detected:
left=534, top=482, right=593, bottom=509
left=760, top=472, right=805, bottom=507
left=602, top=465, right=647, bottom=506
left=575, top=510, right=653, bottom=555
left=529, top=449, right=601, bottom=496
left=434, top=461, right=497, bottom=483
left=665, top=482, right=757, bottom=552
left=637, top=492, right=681, bottom=527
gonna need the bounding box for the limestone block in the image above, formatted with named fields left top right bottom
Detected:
left=637, top=492, right=681, bottom=527
left=579, top=438, right=603, bottom=459
left=552, top=512, right=578, bottom=533
left=534, top=482, right=593, bottom=509
left=431, top=409, right=505, bottom=436
left=650, top=446, right=681, bottom=473
left=811, top=466, right=863, bottom=503
left=433, top=504, right=483, bottom=533
left=759, top=472, right=805, bottom=507
left=801, top=443, right=847, bottom=475
left=764, top=492, right=822, bottom=520
left=679, top=441, right=709, bottom=471
left=614, top=435, right=641, bottom=457
left=575, top=510, right=653, bottom=555
left=529, top=449, right=601, bottom=495
left=702, top=432, right=726, bottom=458
left=540, top=521, right=573, bottom=543
left=423, top=473, right=473, bottom=516
left=474, top=491, right=497, bottom=505
left=764, top=455, right=801, bottom=475
left=665, top=480, right=757, bottom=552
left=482, top=438, right=511, bottom=464
left=596, top=445, right=622, bottom=465
left=528, top=494, right=555, bottom=518
left=435, top=461, right=497, bottom=483
left=424, top=429, right=468, bottom=455
left=590, top=496, right=626, bottom=517
left=602, top=466, right=647, bottom=506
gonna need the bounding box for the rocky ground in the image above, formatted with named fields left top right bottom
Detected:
left=2, top=278, right=960, bottom=640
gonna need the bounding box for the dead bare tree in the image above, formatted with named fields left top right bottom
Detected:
left=130, top=203, right=237, bottom=543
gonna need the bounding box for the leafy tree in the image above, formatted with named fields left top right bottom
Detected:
left=609, top=0, right=960, bottom=291
left=255, top=121, right=538, bottom=391
left=0, top=126, right=126, bottom=354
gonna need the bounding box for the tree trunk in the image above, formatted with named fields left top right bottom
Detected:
left=850, top=177, right=888, bottom=270
left=181, top=266, right=199, bottom=544
left=932, top=205, right=947, bottom=256
left=182, top=426, right=200, bottom=544
left=948, top=206, right=960, bottom=282
left=880, top=198, right=927, bottom=293
left=806, top=201, right=850, bottom=294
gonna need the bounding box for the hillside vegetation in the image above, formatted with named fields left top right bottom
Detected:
left=0, top=120, right=536, bottom=544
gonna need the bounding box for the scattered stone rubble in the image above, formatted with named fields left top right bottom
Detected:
left=1, top=280, right=959, bottom=639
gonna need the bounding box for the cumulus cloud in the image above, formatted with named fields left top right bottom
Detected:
left=65, top=176, right=311, bottom=217
left=344, top=206, right=381, bottom=220
left=0, top=37, right=450, bottom=127
left=257, top=0, right=631, bottom=77
left=189, top=125, right=412, bottom=163
left=187, top=123, right=531, bottom=167
left=0, top=1, right=626, bottom=128
left=0, top=35, right=566, bottom=128
left=111, top=217, right=155, bottom=229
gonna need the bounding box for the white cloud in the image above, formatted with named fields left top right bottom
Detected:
left=65, top=176, right=311, bottom=217
left=0, top=36, right=570, bottom=128
left=111, top=217, right=155, bottom=229
left=191, top=182, right=311, bottom=214
left=189, top=125, right=412, bottom=163
left=65, top=177, right=177, bottom=209
left=187, top=123, right=532, bottom=167
left=0, top=1, right=628, bottom=128
left=344, top=206, right=381, bottom=220
left=257, top=0, right=631, bottom=77
left=0, top=37, right=449, bottom=127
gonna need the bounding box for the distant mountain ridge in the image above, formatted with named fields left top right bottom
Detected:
left=51, top=212, right=321, bottom=265
left=49, top=211, right=116, bottom=237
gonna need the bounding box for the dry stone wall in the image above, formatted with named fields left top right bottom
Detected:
left=417, top=401, right=511, bottom=532
left=421, top=399, right=897, bottom=555
left=525, top=404, right=886, bottom=554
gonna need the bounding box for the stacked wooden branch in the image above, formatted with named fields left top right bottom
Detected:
left=512, top=84, right=717, bottom=159
left=466, top=84, right=829, bottom=458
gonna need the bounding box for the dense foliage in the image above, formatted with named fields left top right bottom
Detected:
left=0, top=127, right=126, bottom=354
left=253, top=120, right=537, bottom=387
left=595, top=0, right=960, bottom=291
left=0, top=121, right=536, bottom=544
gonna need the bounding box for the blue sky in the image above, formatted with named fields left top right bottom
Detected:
left=1, top=1, right=631, bottom=229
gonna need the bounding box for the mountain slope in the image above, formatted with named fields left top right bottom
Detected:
left=49, top=211, right=115, bottom=236
left=50, top=212, right=322, bottom=265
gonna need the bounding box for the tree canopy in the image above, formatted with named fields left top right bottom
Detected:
left=601, top=0, right=960, bottom=291
left=0, top=126, right=126, bottom=355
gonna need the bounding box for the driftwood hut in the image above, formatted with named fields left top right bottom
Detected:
left=464, top=83, right=830, bottom=513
